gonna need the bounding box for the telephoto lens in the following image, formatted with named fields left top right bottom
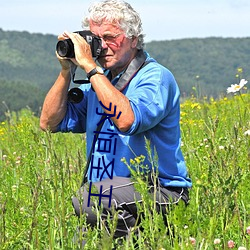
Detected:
left=56, top=39, right=75, bottom=58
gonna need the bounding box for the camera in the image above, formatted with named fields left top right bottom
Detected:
left=56, top=30, right=102, bottom=58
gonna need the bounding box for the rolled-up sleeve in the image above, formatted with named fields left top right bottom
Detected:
left=121, top=64, right=179, bottom=135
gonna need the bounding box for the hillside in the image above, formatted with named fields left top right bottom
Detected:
left=0, top=29, right=60, bottom=87
left=146, top=37, right=250, bottom=97
left=0, top=28, right=249, bottom=120
left=0, top=29, right=60, bottom=120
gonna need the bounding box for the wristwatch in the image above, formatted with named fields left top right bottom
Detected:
left=87, top=66, right=104, bottom=80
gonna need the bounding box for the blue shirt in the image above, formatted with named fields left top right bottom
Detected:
left=58, top=52, right=192, bottom=188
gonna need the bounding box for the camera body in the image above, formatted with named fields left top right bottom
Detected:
left=56, top=30, right=102, bottom=58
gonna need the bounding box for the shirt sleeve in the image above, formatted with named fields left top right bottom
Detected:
left=122, top=63, right=180, bottom=135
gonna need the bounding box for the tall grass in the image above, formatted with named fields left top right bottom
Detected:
left=0, top=93, right=249, bottom=249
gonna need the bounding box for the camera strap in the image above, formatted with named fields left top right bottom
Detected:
left=81, top=50, right=150, bottom=186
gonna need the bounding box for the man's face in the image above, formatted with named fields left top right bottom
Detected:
left=89, top=20, right=138, bottom=73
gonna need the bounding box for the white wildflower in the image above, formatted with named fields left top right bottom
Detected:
left=214, top=238, right=221, bottom=244
left=238, top=247, right=246, bottom=250
left=244, top=130, right=250, bottom=136
left=227, top=79, right=248, bottom=93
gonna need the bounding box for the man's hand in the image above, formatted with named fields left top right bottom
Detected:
left=62, top=31, right=96, bottom=73
left=56, top=33, right=79, bottom=71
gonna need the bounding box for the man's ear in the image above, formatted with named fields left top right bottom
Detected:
left=131, top=36, right=139, bottom=48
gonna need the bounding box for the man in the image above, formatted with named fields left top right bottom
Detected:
left=40, top=0, right=192, bottom=242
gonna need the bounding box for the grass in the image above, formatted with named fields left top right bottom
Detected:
left=0, top=92, right=249, bottom=249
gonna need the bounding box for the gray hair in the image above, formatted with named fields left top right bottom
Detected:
left=82, top=0, right=145, bottom=49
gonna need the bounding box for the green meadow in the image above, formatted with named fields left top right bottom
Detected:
left=0, top=90, right=249, bottom=249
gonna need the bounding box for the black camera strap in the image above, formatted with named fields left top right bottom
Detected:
left=81, top=50, right=150, bottom=186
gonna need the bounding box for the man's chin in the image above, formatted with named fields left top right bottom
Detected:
left=98, top=58, right=113, bottom=69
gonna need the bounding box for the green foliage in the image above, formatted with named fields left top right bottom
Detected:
left=0, top=109, right=85, bottom=249
left=0, top=93, right=249, bottom=249
left=0, top=79, right=46, bottom=121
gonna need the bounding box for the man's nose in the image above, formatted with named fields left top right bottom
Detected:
left=101, top=38, right=108, bottom=49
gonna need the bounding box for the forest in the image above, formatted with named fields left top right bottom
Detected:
left=0, top=28, right=249, bottom=120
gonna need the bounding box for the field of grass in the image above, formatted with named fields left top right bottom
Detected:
left=0, top=91, right=249, bottom=249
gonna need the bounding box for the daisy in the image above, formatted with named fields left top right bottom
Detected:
left=227, top=79, right=248, bottom=93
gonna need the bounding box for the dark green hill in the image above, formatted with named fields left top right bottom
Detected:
left=0, top=28, right=249, bottom=120
left=0, top=29, right=60, bottom=120
left=145, top=37, right=250, bottom=98
left=0, top=29, right=60, bottom=89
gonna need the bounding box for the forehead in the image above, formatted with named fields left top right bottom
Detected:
left=89, top=20, right=122, bottom=34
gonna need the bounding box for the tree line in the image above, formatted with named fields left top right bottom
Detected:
left=0, top=28, right=249, bottom=120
